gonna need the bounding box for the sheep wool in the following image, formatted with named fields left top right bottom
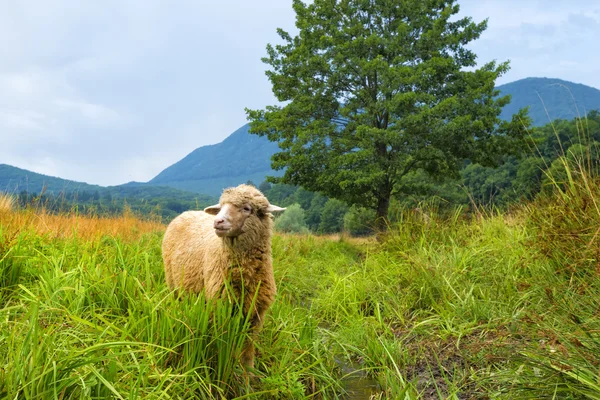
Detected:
left=161, top=184, right=285, bottom=368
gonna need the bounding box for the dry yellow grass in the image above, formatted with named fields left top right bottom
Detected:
left=0, top=193, right=14, bottom=213
left=278, top=231, right=377, bottom=247
left=0, top=206, right=165, bottom=242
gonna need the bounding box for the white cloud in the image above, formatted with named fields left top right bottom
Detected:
left=458, top=0, right=600, bottom=89
left=0, top=110, right=47, bottom=131
left=0, top=0, right=296, bottom=186
left=52, top=99, right=124, bottom=124
left=0, top=1, right=598, bottom=186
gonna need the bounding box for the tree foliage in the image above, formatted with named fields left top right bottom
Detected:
left=274, top=203, right=310, bottom=233
left=344, top=206, right=376, bottom=236
left=247, top=0, right=529, bottom=230
left=318, top=199, right=348, bottom=234
left=462, top=111, right=600, bottom=207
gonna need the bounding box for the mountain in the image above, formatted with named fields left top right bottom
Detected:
left=150, top=77, right=600, bottom=196
left=0, top=164, right=103, bottom=194
left=3, top=77, right=599, bottom=200
left=149, top=124, right=282, bottom=196
left=497, top=77, right=600, bottom=126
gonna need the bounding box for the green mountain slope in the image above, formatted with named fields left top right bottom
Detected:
left=497, top=77, right=600, bottom=126
left=150, top=78, right=600, bottom=196
left=3, top=78, right=599, bottom=201
left=0, top=164, right=103, bottom=194
left=0, top=164, right=215, bottom=220
left=149, top=124, right=282, bottom=195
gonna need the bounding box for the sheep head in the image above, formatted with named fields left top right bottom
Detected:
left=204, top=184, right=285, bottom=238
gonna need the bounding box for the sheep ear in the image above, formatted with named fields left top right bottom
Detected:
left=266, top=204, right=286, bottom=213
left=204, top=204, right=221, bottom=215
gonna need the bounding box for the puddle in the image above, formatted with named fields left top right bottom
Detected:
left=343, top=374, right=380, bottom=399
left=319, top=325, right=382, bottom=399
left=336, top=357, right=381, bottom=399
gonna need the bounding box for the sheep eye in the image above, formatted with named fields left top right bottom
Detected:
left=243, top=205, right=252, bottom=213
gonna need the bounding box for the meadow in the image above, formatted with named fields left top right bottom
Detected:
left=1, top=161, right=599, bottom=399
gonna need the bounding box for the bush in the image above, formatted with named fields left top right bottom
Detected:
left=274, top=204, right=310, bottom=234
left=318, top=199, right=348, bottom=234
left=343, top=206, right=376, bottom=236
left=529, top=159, right=600, bottom=274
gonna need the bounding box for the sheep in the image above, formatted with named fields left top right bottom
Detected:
left=161, top=184, right=285, bottom=368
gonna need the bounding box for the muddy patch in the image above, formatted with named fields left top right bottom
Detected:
left=342, top=370, right=380, bottom=399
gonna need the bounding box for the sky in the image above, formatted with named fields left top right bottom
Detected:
left=1, top=0, right=599, bottom=186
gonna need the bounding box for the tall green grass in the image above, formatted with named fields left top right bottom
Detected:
left=0, top=215, right=345, bottom=399
left=0, top=232, right=253, bottom=398
left=272, top=169, right=598, bottom=398
left=502, top=121, right=600, bottom=399
left=2, top=149, right=600, bottom=399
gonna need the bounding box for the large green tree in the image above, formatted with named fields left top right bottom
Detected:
left=247, top=0, right=529, bottom=231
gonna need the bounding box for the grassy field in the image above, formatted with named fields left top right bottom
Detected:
left=1, top=164, right=600, bottom=399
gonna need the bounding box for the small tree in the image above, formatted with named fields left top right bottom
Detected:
left=293, top=187, right=315, bottom=210
left=305, top=193, right=328, bottom=231
left=258, top=181, right=272, bottom=193
left=274, top=203, right=310, bottom=233
left=344, top=206, right=376, bottom=237
left=247, top=0, right=529, bottom=232
left=319, top=199, right=348, bottom=233
left=265, top=184, right=297, bottom=206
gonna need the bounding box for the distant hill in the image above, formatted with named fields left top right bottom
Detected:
left=0, top=164, right=215, bottom=220
left=3, top=77, right=599, bottom=200
left=150, top=78, right=600, bottom=197
left=497, top=77, right=600, bottom=126
left=0, top=164, right=103, bottom=194
left=149, top=124, right=282, bottom=196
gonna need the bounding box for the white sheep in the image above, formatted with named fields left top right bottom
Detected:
left=162, top=184, right=285, bottom=368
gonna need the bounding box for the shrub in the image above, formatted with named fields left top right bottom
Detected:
left=274, top=203, right=309, bottom=234
left=529, top=148, right=600, bottom=274
left=318, top=199, right=347, bottom=234
left=343, top=206, right=376, bottom=236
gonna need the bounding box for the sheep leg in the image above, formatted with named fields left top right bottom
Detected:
left=241, top=339, right=256, bottom=370
left=240, top=307, right=267, bottom=369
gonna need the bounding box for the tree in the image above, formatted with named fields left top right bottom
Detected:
left=305, top=193, right=328, bottom=231
left=247, top=0, right=529, bottom=232
left=274, top=203, right=310, bottom=233
left=319, top=199, right=348, bottom=233
left=293, top=187, right=315, bottom=210
left=258, top=181, right=272, bottom=193
left=264, top=184, right=298, bottom=206
left=344, top=205, right=376, bottom=236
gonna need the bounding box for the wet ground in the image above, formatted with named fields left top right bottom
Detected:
left=343, top=373, right=380, bottom=399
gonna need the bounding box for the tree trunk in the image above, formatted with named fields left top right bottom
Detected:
left=374, top=192, right=391, bottom=241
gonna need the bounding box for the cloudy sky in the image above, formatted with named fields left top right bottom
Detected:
left=1, top=0, right=599, bottom=186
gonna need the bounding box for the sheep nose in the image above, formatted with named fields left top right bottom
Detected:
left=213, top=217, right=225, bottom=228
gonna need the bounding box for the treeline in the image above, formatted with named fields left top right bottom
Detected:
left=7, top=111, right=599, bottom=233
left=12, top=185, right=215, bottom=221
left=255, top=183, right=354, bottom=235
left=262, top=111, right=600, bottom=235
left=260, top=182, right=436, bottom=236
left=462, top=110, right=600, bottom=206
